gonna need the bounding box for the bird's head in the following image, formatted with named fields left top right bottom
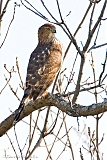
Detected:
left=38, top=23, right=56, bottom=44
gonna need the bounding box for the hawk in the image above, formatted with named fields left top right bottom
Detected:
left=14, top=23, right=62, bottom=124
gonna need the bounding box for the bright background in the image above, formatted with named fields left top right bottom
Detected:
left=0, top=0, right=107, bottom=159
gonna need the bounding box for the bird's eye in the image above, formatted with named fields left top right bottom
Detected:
left=46, top=27, right=51, bottom=31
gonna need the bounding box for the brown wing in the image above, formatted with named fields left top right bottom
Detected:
left=25, top=42, right=62, bottom=100
left=13, top=23, right=62, bottom=124
left=14, top=41, right=62, bottom=123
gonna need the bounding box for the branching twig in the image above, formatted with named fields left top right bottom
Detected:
left=83, top=0, right=107, bottom=52
left=74, top=2, right=93, bottom=36
left=6, top=133, right=18, bottom=160
left=25, top=111, right=40, bottom=157
left=88, top=43, right=107, bottom=52
left=0, top=75, right=11, bottom=94
left=46, top=114, right=66, bottom=160
left=40, top=0, right=58, bottom=23
left=63, top=114, right=74, bottom=160
left=0, top=3, right=17, bottom=48
left=16, top=57, right=24, bottom=90
left=20, top=0, right=49, bottom=21
left=63, top=84, right=102, bottom=97
left=64, top=52, right=78, bottom=94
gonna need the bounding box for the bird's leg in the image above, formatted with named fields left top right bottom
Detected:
left=41, top=91, right=49, bottom=99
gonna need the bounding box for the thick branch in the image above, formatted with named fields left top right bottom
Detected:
left=0, top=93, right=107, bottom=137
left=72, top=56, right=85, bottom=104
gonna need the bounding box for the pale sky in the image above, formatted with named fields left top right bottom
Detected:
left=0, top=0, right=107, bottom=159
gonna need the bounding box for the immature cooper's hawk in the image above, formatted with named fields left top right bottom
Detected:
left=14, top=23, right=62, bottom=124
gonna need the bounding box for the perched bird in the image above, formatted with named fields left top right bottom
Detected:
left=14, top=23, right=62, bottom=124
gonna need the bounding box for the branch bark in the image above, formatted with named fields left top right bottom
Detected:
left=0, top=93, right=107, bottom=137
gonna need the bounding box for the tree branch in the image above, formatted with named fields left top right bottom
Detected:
left=83, top=0, right=107, bottom=52
left=72, top=56, right=85, bottom=104
left=0, top=0, right=10, bottom=21
left=0, top=93, right=107, bottom=137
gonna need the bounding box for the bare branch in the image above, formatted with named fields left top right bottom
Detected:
left=72, top=56, right=85, bottom=104
left=89, top=0, right=97, bottom=35
left=6, top=133, right=18, bottom=160
left=40, top=0, right=58, bottom=22
left=99, top=51, right=107, bottom=85
left=14, top=126, right=23, bottom=160
left=56, top=0, right=63, bottom=22
left=63, top=22, right=83, bottom=57
left=88, top=43, right=107, bottom=52
left=74, top=2, right=93, bottom=36
left=0, top=3, right=17, bottom=48
left=21, top=0, right=49, bottom=21
left=83, top=0, right=107, bottom=52
left=0, top=0, right=10, bottom=22
left=63, top=84, right=102, bottom=97
left=16, top=57, right=24, bottom=90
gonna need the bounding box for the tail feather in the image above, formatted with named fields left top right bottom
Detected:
left=13, top=95, right=27, bottom=125
left=13, top=103, right=24, bottom=125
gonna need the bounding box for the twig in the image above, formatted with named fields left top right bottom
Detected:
left=88, top=43, right=107, bottom=52
left=0, top=64, right=15, bottom=94
left=64, top=52, right=78, bottom=94
left=89, top=0, right=97, bottom=35
left=21, top=0, right=49, bottom=21
left=80, top=148, right=84, bottom=160
left=63, top=84, right=101, bottom=96
left=83, top=0, right=107, bottom=52
left=99, top=51, right=107, bottom=85
left=63, top=22, right=83, bottom=58
left=26, top=106, right=51, bottom=159
left=14, top=126, right=23, bottom=160
left=94, top=22, right=101, bottom=45
left=22, top=135, right=29, bottom=151
left=0, top=74, right=11, bottom=94
left=6, top=133, right=18, bottom=160
left=0, top=0, right=10, bottom=21
left=56, top=142, right=67, bottom=160
left=56, top=0, right=63, bottom=22
left=5, top=79, right=20, bottom=101
left=40, top=0, right=58, bottom=22
left=46, top=114, right=66, bottom=160
left=0, top=3, right=17, bottom=48
left=63, top=113, right=74, bottom=160
left=43, top=138, right=53, bottom=160
left=102, top=17, right=107, bottom=20
left=25, top=110, right=41, bottom=157
left=72, top=56, right=85, bottom=104
left=88, top=22, right=101, bottom=52
left=16, top=57, right=24, bottom=89
left=44, top=110, right=60, bottom=136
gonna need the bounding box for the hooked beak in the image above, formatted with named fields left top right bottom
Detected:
left=53, top=29, right=56, bottom=33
